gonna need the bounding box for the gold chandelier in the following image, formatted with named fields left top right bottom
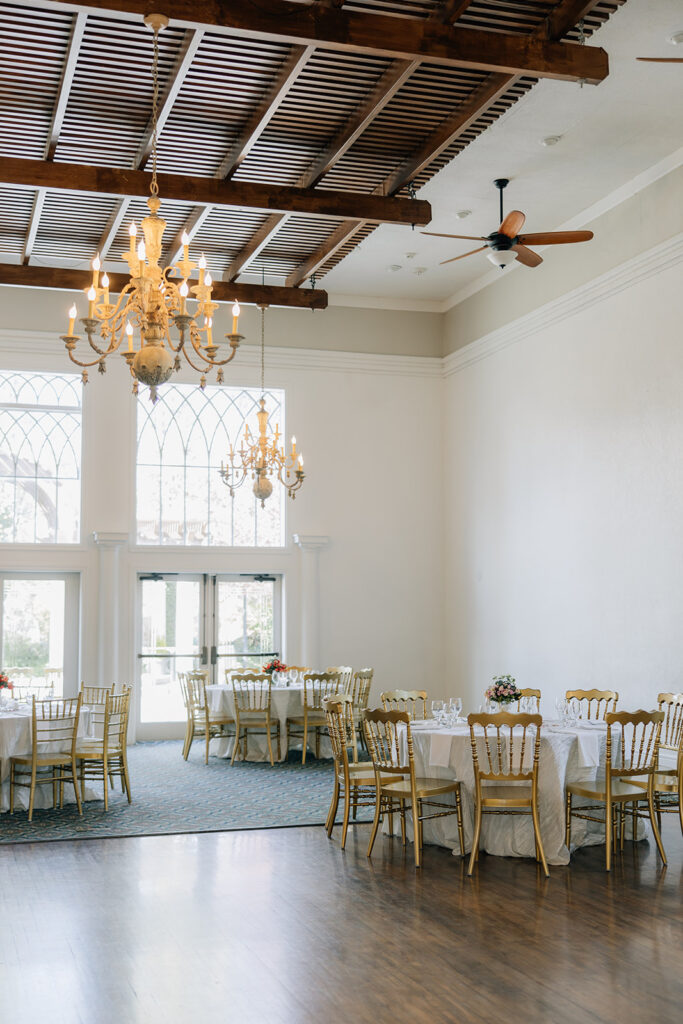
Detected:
left=60, top=14, right=243, bottom=402
left=220, top=304, right=305, bottom=507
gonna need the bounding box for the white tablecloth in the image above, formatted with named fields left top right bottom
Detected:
left=0, top=705, right=94, bottom=812
left=386, top=719, right=645, bottom=866
left=206, top=683, right=332, bottom=762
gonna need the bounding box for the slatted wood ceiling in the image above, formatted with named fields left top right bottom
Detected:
left=0, top=1, right=625, bottom=288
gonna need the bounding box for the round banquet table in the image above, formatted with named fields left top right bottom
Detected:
left=206, top=682, right=332, bottom=762
left=385, top=719, right=646, bottom=866
left=0, top=704, right=95, bottom=812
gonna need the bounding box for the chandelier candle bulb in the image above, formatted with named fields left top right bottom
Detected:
left=92, top=254, right=101, bottom=288
left=87, top=285, right=96, bottom=318
left=181, top=231, right=190, bottom=261
left=67, top=304, right=77, bottom=336
left=198, top=253, right=207, bottom=286
left=101, top=272, right=109, bottom=306
left=179, top=280, right=188, bottom=314
left=206, top=317, right=213, bottom=345
left=128, top=222, right=137, bottom=255
left=137, top=240, right=146, bottom=264
left=232, top=301, right=240, bottom=334
left=125, top=321, right=134, bottom=352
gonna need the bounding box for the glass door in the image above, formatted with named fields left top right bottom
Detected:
left=0, top=572, right=79, bottom=697
left=213, top=575, right=281, bottom=679
left=138, top=574, right=204, bottom=724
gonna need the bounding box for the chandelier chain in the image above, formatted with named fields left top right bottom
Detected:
left=150, top=25, right=160, bottom=199
left=260, top=305, right=265, bottom=394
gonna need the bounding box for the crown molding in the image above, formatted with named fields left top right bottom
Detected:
left=327, top=292, right=443, bottom=313
left=443, top=231, right=683, bottom=377
left=0, top=329, right=443, bottom=379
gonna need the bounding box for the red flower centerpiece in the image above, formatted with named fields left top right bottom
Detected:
left=262, top=658, right=287, bottom=675
left=0, top=671, right=12, bottom=691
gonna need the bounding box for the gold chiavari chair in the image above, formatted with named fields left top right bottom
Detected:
left=80, top=683, right=115, bottom=706
left=347, top=668, right=374, bottom=748
left=565, top=710, right=666, bottom=872
left=364, top=708, right=464, bottom=869
left=323, top=695, right=380, bottom=849
left=380, top=689, right=428, bottom=721
left=287, top=665, right=310, bottom=675
left=286, top=671, right=343, bottom=764
left=515, top=688, right=541, bottom=712
left=327, top=665, right=353, bottom=689
left=10, top=696, right=83, bottom=821
left=76, top=688, right=132, bottom=810
left=467, top=711, right=548, bottom=877
left=565, top=688, right=618, bottom=720
left=629, top=693, right=683, bottom=836
left=180, top=670, right=234, bottom=764
left=231, top=673, right=279, bottom=766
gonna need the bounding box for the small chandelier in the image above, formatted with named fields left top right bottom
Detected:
left=60, top=14, right=243, bottom=402
left=220, top=304, right=305, bottom=507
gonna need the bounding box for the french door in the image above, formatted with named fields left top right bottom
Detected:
left=137, top=573, right=281, bottom=733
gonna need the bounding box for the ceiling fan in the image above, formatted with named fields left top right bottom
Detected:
left=422, top=179, right=593, bottom=270
left=638, top=30, right=683, bottom=62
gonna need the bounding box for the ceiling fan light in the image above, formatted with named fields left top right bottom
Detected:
left=486, top=249, right=517, bottom=269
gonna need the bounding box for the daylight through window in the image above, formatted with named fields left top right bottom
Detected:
left=136, top=383, right=285, bottom=546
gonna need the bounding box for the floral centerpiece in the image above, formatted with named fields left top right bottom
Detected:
left=0, top=671, right=12, bottom=691
left=485, top=674, right=522, bottom=706
left=262, top=658, right=287, bottom=675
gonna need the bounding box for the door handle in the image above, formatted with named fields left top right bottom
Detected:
left=210, top=645, right=217, bottom=665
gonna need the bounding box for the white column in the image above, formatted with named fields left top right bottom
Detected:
left=93, top=531, right=128, bottom=688
left=293, top=534, right=330, bottom=668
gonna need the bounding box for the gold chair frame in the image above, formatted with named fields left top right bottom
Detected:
left=179, top=670, right=234, bottom=764
left=80, top=683, right=115, bottom=705
left=565, top=688, right=618, bottom=720
left=515, top=688, right=541, bottom=712
left=327, top=665, right=353, bottom=689
left=467, top=711, right=548, bottom=877
left=10, top=696, right=83, bottom=821
left=324, top=695, right=378, bottom=849
left=565, top=709, right=666, bottom=872
left=286, top=671, right=342, bottom=764
left=231, top=673, right=279, bottom=767
left=364, top=708, right=464, bottom=869
left=76, top=688, right=132, bottom=810
left=347, top=668, right=374, bottom=749
left=380, top=689, right=428, bottom=721
left=630, top=693, right=683, bottom=836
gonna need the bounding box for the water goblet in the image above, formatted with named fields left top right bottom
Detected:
left=431, top=700, right=444, bottom=725
left=452, top=696, right=463, bottom=722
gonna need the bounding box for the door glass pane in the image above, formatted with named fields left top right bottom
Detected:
left=1, top=579, right=65, bottom=696
left=140, top=578, right=201, bottom=723
left=216, top=579, right=276, bottom=673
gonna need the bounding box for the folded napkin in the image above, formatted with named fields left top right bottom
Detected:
left=574, top=730, right=600, bottom=769
left=577, top=719, right=607, bottom=728
left=429, top=731, right=453, bottom=768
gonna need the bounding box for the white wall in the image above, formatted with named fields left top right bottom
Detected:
left=443, top=259, right=683, bottom=716
left=0, top=307, right=445, bottom=731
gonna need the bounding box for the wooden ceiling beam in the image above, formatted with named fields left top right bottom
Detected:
left=433, top=1, right=475, bottom=25
left=225, top=56, right=419, bottom=281
left=0, top=156, right=431, bottom=225
left=23, top=12, right=87, bottom=265
left=545, top=1, right=601, bottom=40
left=34, top=1, right=609, bottom=84
left=0, top=263, right=327, bottom=310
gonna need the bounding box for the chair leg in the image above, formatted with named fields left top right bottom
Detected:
left=655, top=792, right=662, bottom=832
left=647, top=789, right=667, bottom=866
left=620, top=803, right=625, bottom=851
left=678, top=774, right=683, bottom=837
left=9, top=762, right=15, bottom=814
left=102, top=755, right=109, bottom=811
left=71, top=757, right=83, bottom=816
left=565, top=791, right=572, bottom=850
left=315, top=726, right=320, bottom=760
left=400, top=802, right=406, bottom=846
left=605, top=799, right=612, bottom=872
left=341, top=785, right=352, bottom=850
left=326, top=777, right=340, bottom=836
left=28, top=764, right=37, bottom=822
left=411, top=792, right=421, bottom=869
left=531, top=799, right=549, bottom=877
left=367, top=791, right=383, bottom=858
left=275, top=722, right=281, bottom=762
left=455, top=786, right=465, bottom=857
left=184, top=722, right=194, bottom=761
left=468, top=799, right=482, bottom=876
left=230, top=724, right=241, bottom=766
left=266, top=721, right=275, bottom=767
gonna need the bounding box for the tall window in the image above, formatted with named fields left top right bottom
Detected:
left=136, top=383, right=285, bottom=546
left=0, top=371, right=82, bottom=544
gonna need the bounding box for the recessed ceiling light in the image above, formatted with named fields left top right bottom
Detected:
left=540, top=135, right=562, bottom=147
left=413, top=267, right=428, bottom=275
left=668, top=30, right=683, bottom=45
left=388, top=264, right=402, bottom=272
left=404, top=251, right=417, bottom=260
left=455, top=210, right=472, bottom=219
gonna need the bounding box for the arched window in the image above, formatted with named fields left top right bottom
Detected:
left=0, top=372, right=82, bottom=544
left=136, top=383, right=285, bottom=546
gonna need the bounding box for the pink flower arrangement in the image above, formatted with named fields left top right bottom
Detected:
left=262, top=658, right=287, bottom=675
left=0, top=671, right=12, bottom=690
left=485, top=675, right=522, bottom=705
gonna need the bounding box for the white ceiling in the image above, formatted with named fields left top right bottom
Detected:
left=310, top=0, right=683, bottom=309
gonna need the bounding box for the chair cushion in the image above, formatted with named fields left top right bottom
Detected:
left=381, top=776, right=460, bottom=799
left=567, top=776, right=656, bottom=801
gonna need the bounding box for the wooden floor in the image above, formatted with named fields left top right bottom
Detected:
left=1, top=819, right=681, bottom=1024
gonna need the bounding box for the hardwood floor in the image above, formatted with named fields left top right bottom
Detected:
left=0, top=820, right=681, bottom=1024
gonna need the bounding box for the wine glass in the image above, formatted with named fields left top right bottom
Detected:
left=555, top=697, right=567, bottom=724
left=431, top=700, right=444, bottom=725
left=452, top=696, right=463, bottom=722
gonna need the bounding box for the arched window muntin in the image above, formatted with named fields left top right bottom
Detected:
left=136, top=383, right=285, bottom=547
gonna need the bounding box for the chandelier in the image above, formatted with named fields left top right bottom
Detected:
left=60, top=14, right=243, bottom=402
left=220, top=304, right=305, bottom=507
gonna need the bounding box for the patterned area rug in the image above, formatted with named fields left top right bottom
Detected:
left=0, top=741, right=371, bottom=844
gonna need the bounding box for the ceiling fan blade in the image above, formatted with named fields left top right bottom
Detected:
left=499, top=210, right=525, bottom=238
left=422, top=231, right=487, bottom=241
left=439, top=246, right=488, bottom=265
left=517, top=230, right=594, bottom=246
left=636, top=57, right=683, bottom=62
left=513, top=244, right=543, bottom=268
